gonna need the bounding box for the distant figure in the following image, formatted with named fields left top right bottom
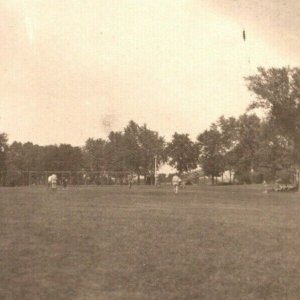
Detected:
left=243, top=29, right=246, bottom=41
left=48, top=175, right=52, bottom=189
left=180, top=178, right=186, bottom=189
left=128, top=173, right=134, bottom=189
left=51, top=174, right=57, bottom=191
left=62, top=177, right=68, bottom=189
left=172, top=175, right=181, bottom=194
left=262, top=180, right=268, bottom=194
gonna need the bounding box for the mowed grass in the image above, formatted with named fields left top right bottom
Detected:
left=1, top=185, right=300, bottom=299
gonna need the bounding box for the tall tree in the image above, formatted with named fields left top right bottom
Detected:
left=123, top=121, right=142, bottom=174
left=56, top=144, right=83, bottom=171
left=197, top=125, right=225, bottom=184
left=198, top=114, right=261, bottom=183
left=255, top=121, right=293, bottom=180
left=246, top=67, right=300, bottom=165
left=137, top=124, right=166, bottom=179
left=8, top=142, right=43, bottom=171
left=83, top=138, right=107, bottom=171
left=23, top=142, right=41, bottom=171
left=105, top=131, right=127, bottom=172
left=7, top=141, right=24, bottom=170
left=166, top=133, right=199, bottom=174
left=217, top=116, right=239, bottom=182
left=231, top=114, right=261, bottom=182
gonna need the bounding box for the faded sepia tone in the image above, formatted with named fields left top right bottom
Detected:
left=2, top=1, right=300, bottom=300
left=0, top=0, right=297, bottom=146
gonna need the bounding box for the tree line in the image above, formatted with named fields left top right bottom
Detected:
left=198, top=67, right=300, bottom=184
left=0, top=67, right=299, bottom=185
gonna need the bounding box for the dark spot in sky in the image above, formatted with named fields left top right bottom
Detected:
left=101, top=113, right=115, bottom=134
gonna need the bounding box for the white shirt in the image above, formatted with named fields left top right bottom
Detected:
left=172, top=175, right=180, bottom=185
left=51, top=174, right=57, bottom=183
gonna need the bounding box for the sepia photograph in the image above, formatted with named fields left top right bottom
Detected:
left=1, top=0, right=300, bottom=299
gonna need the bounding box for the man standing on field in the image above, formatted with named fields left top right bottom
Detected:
left=128, top=173, right=134, bottom=189
left=172, top=174, right=181, bottom=194
left=51, top=174, right=57, bottom=191
left=48, top=175, right=52, bottom=189
left=62, top=176, right=68, bottom=189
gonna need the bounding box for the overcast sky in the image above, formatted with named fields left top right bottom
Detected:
left=0, top=0, right=299, bottom=146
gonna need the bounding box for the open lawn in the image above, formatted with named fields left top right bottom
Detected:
left=1, top=184, right=300, bottom=299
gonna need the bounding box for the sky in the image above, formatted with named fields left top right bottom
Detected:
left=0, top=0, right=299, bottom=146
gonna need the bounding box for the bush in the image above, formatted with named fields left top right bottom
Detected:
left=276, top=170, right=294, bottom=185
left=235, top=173, right=251, bottom=184
left=217, top=182, right=235, bottom=186
left=185, top=180, right=193, bottom=185
left=250, top=172, right=264, bottom=184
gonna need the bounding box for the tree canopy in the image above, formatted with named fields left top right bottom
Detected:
left=2, top=67, right=300, bottom=186
left=166, top=133, right=199, bottom=174
left=246, top=67, right=300, bottom=165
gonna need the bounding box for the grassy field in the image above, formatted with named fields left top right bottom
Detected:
left=1, top=184, right=300, bottom=299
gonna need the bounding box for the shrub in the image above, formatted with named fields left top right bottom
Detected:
left=276, top=170, right=294, bottom=185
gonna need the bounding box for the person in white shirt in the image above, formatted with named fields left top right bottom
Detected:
left=51, top=174, right=57, bottom=191
left=172, top=175, right=181, bottom=194
left=48, top=175, right=52, bottom=189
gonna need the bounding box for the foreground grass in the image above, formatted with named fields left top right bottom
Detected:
left=1, top=185, right=300, bottom=299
